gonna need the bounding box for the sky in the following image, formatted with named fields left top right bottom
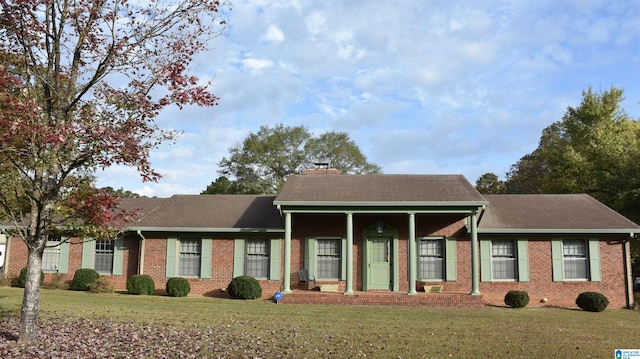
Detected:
left=96, top=0, right=640, bottom=198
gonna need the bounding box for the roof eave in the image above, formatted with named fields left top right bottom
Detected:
left=477, top=228, right=637, bottom=235
left=273, top=200, right=489, bottom=207
left=126, top=227, right=284, bottom=233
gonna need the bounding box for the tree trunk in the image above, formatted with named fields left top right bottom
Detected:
left=18, top=245, right=44, bottom=344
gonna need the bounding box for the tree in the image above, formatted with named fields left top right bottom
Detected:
left=214, top=124, right=381, bottom=194
left=201, top=176, right=242, bottom=194
left=0, top=0, right=226, bottom=344
left=505, top=86, right=640, bottom=263
left=475, top=173, right=506, bottom=194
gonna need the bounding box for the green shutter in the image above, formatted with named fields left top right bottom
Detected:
left=166, top=238, right=177, bottom=278
left=480, top=240, right=492, bottom=282
left=81, top=239, right=93, bottom=268
left=200, top=238, right=212, bottom=279
left=304, top=237, right=316, bottom=278
left=445, top=237, right=457, bottom=281
left=551, top=239, right=564, bottom=282
left=233, top=238, right=245, bottom=278
left=516, top=239, right=529, bottom=282
left=341, top=237, right=347, bottom=281
left=112, top=238, right=124, bottom=276
left=588, top=239, right=601, bottom=282
left=269, top=239, right=281, bottom=280
left=57, top=237, right=70, bottom=274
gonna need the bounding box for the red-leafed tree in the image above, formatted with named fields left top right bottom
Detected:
left=0, top=0, right=227, bottom=343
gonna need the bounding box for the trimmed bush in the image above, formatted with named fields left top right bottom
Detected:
left=227, top=276, right=262, bottom=300
left=166, top=277, right=191, bottom=297
left=17, top=267, right=44, bottom=288
left=576, top=292, right=609, bottom=312
left=504, top=290, right=530, bottom=308
left=88, top=277, right=115, bottom=293
left=127, top=274, right=155, bottom=295
left=71, top=268, right=100, bottom=291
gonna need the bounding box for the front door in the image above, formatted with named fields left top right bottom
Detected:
left=367, top=238, right=392, bottom=289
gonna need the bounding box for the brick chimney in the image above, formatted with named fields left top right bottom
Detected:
left=303, top=162, right=340, bottom=175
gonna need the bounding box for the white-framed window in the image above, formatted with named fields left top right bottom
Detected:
left=562, top=239, right=589, bottom=280
left=316, top=238, right=341, bottom=280
left=246, top=239, right=269, bottom=279
left=94, top=240, right=115, bottom=274
left=179, top=238, right=201, bottom=277
left=419, top=237, right=444, bottom=281
left=42, top=235, right=62, bottom=272
left=491, top=240, right=517, bottom=281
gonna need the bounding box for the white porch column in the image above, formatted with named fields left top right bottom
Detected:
left=345, top=212, right=354, bottom=294
left=283, top=212, right=292, bottom=294
left=408, top=213, right=417, bottom=295
left=470, top=210, right=481, bottom=295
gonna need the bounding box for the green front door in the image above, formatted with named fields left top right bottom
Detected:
left=367, top=238, right=392, bottom=289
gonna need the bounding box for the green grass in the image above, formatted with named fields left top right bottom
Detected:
left=1, top=286, right=638, bottom=358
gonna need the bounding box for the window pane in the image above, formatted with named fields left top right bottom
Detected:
left=246, top=239, right=269, bottom=278
left=563, top=240, right=588, bottom=280
left=317, top=239, right=340, bottom=280
left=179, top=239, right=201, bottom=277
left=419, top=238, right=444, bottom=280
left=491, top=240, right=516, bottom=280
left=42, top=235, right=62, bottom=272
left=94, top=240, right=114, bottom=274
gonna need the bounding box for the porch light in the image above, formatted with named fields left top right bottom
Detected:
left=376, top=221, right=384, bottom=236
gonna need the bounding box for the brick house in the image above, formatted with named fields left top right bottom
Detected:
left=2, top=173, right=638, bottom=308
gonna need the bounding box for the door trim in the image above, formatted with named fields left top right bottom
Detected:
left=363, top=223, right=399, bottom=291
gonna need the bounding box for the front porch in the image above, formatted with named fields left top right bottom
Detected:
left=278, top=290, right=485, bottom=309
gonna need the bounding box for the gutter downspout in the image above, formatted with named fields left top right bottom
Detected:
left=137, top=230, right=146, bottom=275
left=624, top=234, right=634, bottom=309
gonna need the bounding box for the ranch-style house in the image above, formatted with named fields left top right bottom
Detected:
left=1, top=171, right=638, bottom=308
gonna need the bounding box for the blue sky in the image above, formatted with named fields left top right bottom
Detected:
left=96, top=0, right=640, bottom=197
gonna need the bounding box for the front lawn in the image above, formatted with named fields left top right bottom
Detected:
left=0, top=287, right=637, bottom=358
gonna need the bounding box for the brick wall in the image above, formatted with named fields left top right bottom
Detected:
left=3, top=216, right=631, bottom=308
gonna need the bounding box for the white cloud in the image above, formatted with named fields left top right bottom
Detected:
left=241, top=58, right=274, bottom=73
left=264, top=25, right=285, bottom=43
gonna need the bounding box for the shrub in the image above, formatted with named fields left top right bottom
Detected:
left=17, top=267, right=44, bottom=288
left=166, top=277, right=191, bottom=297
left=71, top=268, right=100, bottom=291
left=127, top=274, right=155, bottom=295
left=504, top=290, right=530, bottom=308
left=88, top=277, right=115, bottom=293
left=43, top=273, right=69, bottom=290
left=227, top=276, right=262, bottom=300
left=576, top=292, right=609, bottom=312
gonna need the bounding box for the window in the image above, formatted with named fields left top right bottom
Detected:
left=419, top=238, right=444, bottom=281
left=563, top=239, right=588, bottom=280
left=94, top=240, right=115, bottom=274
left=246, top=239, right=269, bottom=278
left=491, top=240, right=516, bottom=280
left=42, top=235, right=62, bottom=272
left=316, top=238, right=341, bottom=280
left=179, top=239, right=201, bottom=277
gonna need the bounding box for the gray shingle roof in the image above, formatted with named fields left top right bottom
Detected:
left=124, top=195, right=282, bottom=230
left=275, top=174, right=487, bottom=203
left=479, top=194, right=640, bottom=233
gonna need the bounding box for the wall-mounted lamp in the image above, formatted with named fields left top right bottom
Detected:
left=376, top=221, right=384, bottom=236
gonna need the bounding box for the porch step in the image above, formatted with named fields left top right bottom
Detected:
left=279, top=290, right=484, bottom=309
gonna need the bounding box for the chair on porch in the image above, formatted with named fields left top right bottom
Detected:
left=297, top=269, right=315, bottom=290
